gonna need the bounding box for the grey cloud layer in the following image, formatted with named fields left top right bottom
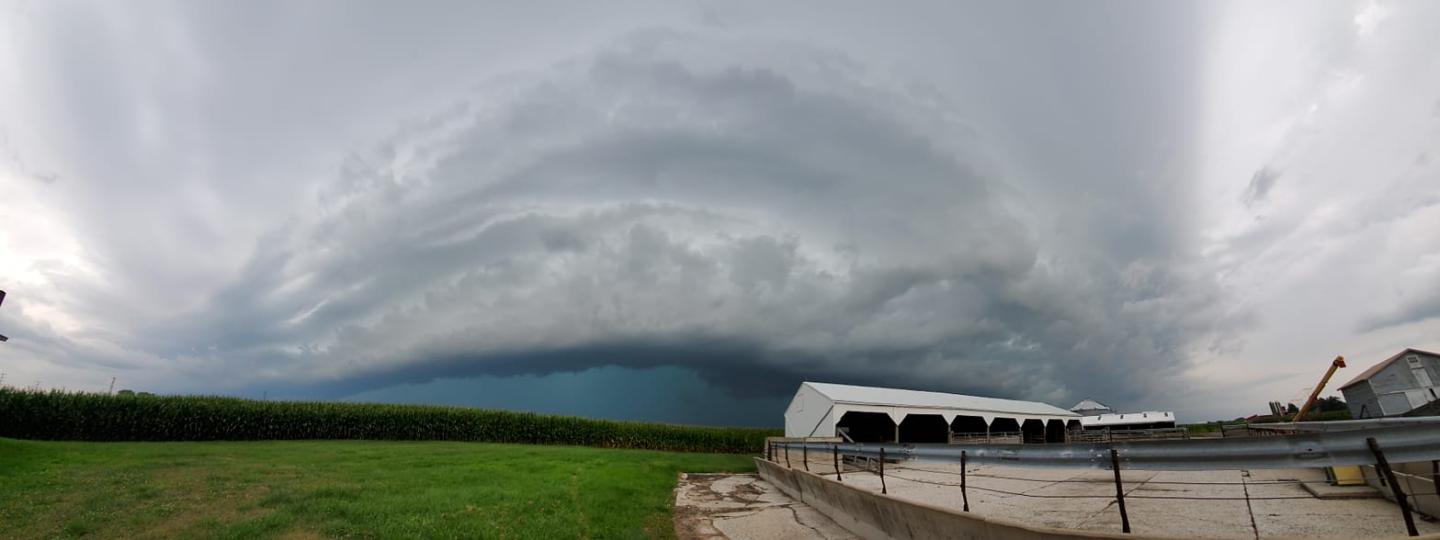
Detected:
left=84, top=31, right=1225, bottom=407
left=7, top=2, right=1440, bottom=424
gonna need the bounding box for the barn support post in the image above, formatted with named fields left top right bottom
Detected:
left=1111, top=449, right=1130, bottom=534
left=1367, top=437, right=1418, bottom=537
left=1432, top=461, right=1439, bottom=503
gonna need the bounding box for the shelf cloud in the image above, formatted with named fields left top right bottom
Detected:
left=3, top=1, right=1439, bottom=422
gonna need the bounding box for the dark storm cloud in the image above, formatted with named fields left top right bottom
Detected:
left=1, top=3, right=1256, bottom=417
left=96, top=30, right=1226, bottom=409
left=11, top=1, right=1440, bottom=425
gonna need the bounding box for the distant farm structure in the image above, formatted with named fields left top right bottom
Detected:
left=784, top=382, right=1080, bottom=444
left=1340, top=348, right=1440, bottom=418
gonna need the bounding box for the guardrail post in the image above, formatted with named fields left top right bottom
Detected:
left=803, top=443, right=810, bottom=471
left=1432, top=461, right=1439, bottom=502
left=1367, top=437, right=1418, bottom=537
left=766, top=440, right=773, bottom=462
left=785, top=443, right=792, bottom=468
left=961, top=450, right=969, bottom=512
left=1111, top=448, right=1130, bottom=534
left=834, top=445, right=842, bottom=482
left=879, top=447, right=888, bottom=495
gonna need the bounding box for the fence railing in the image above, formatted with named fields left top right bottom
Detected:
left=950, top=427, right=1192, bottom=445
left=768, top=422, right=1440, bottom=537
left=1068, top=427, right=1190, bottom=443
left=775, top=422, right=1440, bottom=471
left=949, top=431, right=1020, bottom=444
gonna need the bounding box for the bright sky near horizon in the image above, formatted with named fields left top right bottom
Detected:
left=2, top=0, right=1439, bottom=425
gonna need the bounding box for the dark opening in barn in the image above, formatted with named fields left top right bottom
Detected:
left=989, top=417, right=1020, bottom=434
left=836, top=411, right=896, bottom=443
left=1045, top=419, right=1066, bottom=443
left=897, top=414, right=949, bottom=443
left=951, top=415, right=988, bottom=436
left=1021, top=419, right=1046, bottom=444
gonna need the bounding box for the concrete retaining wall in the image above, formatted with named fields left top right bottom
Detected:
left=754, top=458, right=1135, bottom=540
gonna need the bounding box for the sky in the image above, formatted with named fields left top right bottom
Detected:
left=2, top=0, right=1439, bottom=427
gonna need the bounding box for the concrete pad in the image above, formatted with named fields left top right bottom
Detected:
left=1110, top=497, right=1254, bottom=539
left=673, top=472, right=859, bottom=540
left=1249, top=468, right=1326, bottom=482
left=1302, top=482, right=1382, bottom=499
left=1251, top=496, right=1440, bottom=538
left=713, top=508, right=829, bottom=540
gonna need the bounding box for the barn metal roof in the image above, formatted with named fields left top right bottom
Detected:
left=1069, top=398, right=1111, bottom=412
left=1079, top=411, right=1174, bottom=427
left=1338, top=348, right=1440, bottom=390
left=803, top=382, right=1079, bottom=417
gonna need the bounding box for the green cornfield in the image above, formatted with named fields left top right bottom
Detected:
left=0, top=388, right=778, bottom=453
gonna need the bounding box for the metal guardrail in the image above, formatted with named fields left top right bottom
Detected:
left=775, top=421, right=1440, bottom=471
left=1069, top=427, right=1190, bottom=442
left=1254, top=416, right=1440, bottom=432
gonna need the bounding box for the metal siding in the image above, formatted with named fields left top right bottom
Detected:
left=813, top=409, right=835, bottom=437
left=1421, top=352, right=1440, bottom=390
left=805, top=382, right=1078, bottom=417
left=1341, top=352, right=1440, bottom=418
left=788, top=382, right=1081, bottom=439
left=1369, top=359, right=1416, bottom=394
left=1079, top=411, right=1175, bottom=428
left=1342, top=381, right=1380, bottom=418
left=784, top=384, right=834, bottom=437
left=1379, top=392, right=1413, bottom=416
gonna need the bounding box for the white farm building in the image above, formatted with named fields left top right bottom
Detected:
left=1078, top=411, right=1176, bottom=430
left=784, top=382, right=1081, bottom=444
left=1070, top=399, right=1177, bottom=431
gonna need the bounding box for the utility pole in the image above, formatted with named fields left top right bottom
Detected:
left=108, top=377, right=116, bottom=395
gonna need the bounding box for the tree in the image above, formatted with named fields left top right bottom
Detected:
left=1286, top=403, right=1299, bottom=414
left=1317, top=396, right=1347, bottom=412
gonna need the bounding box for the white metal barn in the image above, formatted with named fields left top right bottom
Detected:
left=1079, top=411, right=1176, bottom=430
left=784, top=382, right=1081, bottom=444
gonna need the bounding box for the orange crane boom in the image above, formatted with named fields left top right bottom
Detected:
left=1293, top=355, right=1346, bottom=422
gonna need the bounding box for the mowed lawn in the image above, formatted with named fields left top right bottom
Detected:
left=0, top=438, right=756, bottom=539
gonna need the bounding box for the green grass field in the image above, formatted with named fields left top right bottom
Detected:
left=0, top=438, right=756, bottom=539
left=0, top=389, right=775, bottom=453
